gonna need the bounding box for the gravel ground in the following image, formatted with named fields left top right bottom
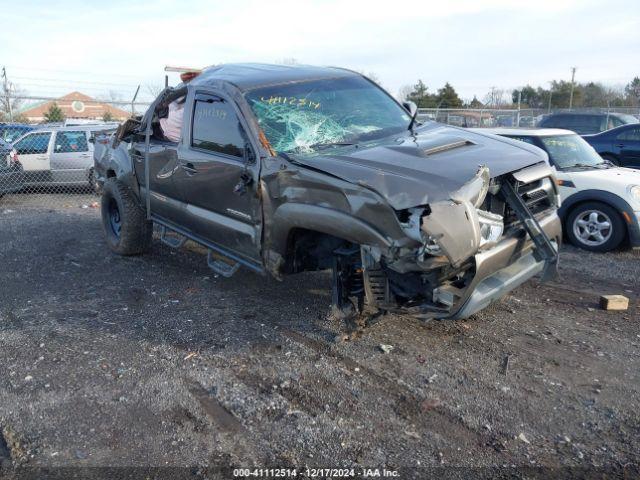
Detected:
left=0, top=194, right=639, bottom=479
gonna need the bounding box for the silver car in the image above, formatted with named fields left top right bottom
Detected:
left=10, top=125, right=117, bottom=191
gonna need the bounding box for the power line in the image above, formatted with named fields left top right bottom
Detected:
left=11, top=75, right=140, bottom=88
left=5, top=64, right=146, bottom=79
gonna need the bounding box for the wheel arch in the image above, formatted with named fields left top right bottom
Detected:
left=560, top=190, right=632, bottom=243
left=262, top=203, right=394, bottom=277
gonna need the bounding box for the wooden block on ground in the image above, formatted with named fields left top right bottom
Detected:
left=599, top=295, right=629, bottom=311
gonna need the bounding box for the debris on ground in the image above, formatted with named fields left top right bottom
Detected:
left=378, top=344, right=394, bottom=354
left=599, top=295, right=629, bottom=311
left=517, top=432, right=531, bottom=444
left=1, top=426, right=29, bottom=463
left=502, top=354, right=512, bottom=376
left=420, top=398, right=442, bottom=411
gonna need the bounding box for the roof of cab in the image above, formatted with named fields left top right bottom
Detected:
left=470, top=127, right=575, bottom=137
left=190, top=63, right=359, bottom=91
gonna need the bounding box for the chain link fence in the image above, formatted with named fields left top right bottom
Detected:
left=417, top=106, right=640, bottom=128
left=2, top=97, right=640, bottom=212
left=1, top=96, right=152, bottom=212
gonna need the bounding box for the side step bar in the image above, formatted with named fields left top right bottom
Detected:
left=159, top=225, right=187, bottom=249
left=207, top=251, right=240, bottom=278
left=500, top=180, right=558, bottom=281
left=151, top=215, right=265, bottom=277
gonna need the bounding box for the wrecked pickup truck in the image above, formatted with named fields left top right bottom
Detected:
left=94, top=63, right=561, bottom=324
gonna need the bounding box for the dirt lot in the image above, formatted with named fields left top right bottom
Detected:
left=0, top=194, right=639, bottom=478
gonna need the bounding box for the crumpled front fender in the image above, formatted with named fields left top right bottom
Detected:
left=420, top=166, right=495, bottom=267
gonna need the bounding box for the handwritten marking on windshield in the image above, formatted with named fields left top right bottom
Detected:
left=259, top=96, right=321, bottom=109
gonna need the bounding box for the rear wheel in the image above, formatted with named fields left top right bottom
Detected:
left=101, top=178, right=152, bottom=255
left=566, top=201, right=625, bottom=252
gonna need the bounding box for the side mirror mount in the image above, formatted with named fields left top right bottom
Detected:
left=243, top=143, right=256, bottom=165
left=403, top=101, right=418, bottom=118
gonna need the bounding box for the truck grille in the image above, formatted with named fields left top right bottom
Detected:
left=482, top=176, right=555, bottom=228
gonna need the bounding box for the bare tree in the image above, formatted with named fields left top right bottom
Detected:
left=397, top=84, right=414, bottom=102
left=483, top=88, right=508, bottom=108
left=144, top=83, right=164, bottom=100
left=0, top=78, right=26, bottom=121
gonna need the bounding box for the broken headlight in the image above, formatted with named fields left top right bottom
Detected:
left=477, top=209, right=504, bottom=248
left=451, top=165, right=491, bottom=208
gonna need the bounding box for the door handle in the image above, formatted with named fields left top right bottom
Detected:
left=616, top=143, right=625, bottom=148
left=180, top=162, right=198, bottom=175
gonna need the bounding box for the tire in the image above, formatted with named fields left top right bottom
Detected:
left=88, top=168, right=102, bottom=194
left=600, top=154, right=620, bottom=166
left=565, top=201, right=625, bottom=252
left=101, top=178, right=152, bottom=255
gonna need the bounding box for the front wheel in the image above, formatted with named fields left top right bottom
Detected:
left=101, top=178, right=152, bottom=255
left=566, top=201, right=625, bottom=252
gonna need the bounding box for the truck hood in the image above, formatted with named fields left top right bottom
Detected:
left=292, top=123, right=549, bottom=210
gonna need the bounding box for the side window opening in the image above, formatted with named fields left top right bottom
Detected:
left=55, top=131, right=88, bottom=153
left=15, top=132, right=51, bottom=154
left=617, top=128, right=640, bottom=142
left=191, top=96, right=247, bottom=159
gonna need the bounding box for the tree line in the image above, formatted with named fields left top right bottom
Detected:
left=399, top=77, right=640, bottom=109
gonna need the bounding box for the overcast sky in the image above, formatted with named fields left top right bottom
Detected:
left=1, top=0, right=638, bottom=102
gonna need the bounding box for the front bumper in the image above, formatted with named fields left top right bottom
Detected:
left=448, top=212, right=562, bottom=319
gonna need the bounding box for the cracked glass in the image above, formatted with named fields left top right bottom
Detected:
left=245, top=76, right=410, bottom=154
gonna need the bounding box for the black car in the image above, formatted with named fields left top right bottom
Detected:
left=0, top=138, right=24, bottom=198
left=537, top=112, right=638, bottom=135
left=582, top=123, right=640, bottom=168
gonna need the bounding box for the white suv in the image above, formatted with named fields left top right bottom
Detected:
left=473, top=128, right=640, bottom=252
left=9, top=125, right=116, bottom=190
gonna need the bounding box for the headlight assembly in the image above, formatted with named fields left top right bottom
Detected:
left=629, top=185, right=640, bottom=204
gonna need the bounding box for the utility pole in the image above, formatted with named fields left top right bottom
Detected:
left=2, top=66, right=13, bottom=121
left=516, top=90, right=522, bottom=127
left=569, top=66, right=577, bottom=109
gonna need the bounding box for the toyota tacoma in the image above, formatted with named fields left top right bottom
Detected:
left=94, top=63, right=561, bottom=324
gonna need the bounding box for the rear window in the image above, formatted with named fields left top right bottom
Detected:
left=0, top=127, right=30, bottom=143
left=541, top=114, right=602, bottom=134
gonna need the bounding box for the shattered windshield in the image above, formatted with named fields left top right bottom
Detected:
left=540, top=134, right=608, bottom=170
left=245, top=76, right=411, bottom=154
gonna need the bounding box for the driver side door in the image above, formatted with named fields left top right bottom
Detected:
left=174, top=92, right=262, bottom=263
left=615, top=127, right=640, bottom=167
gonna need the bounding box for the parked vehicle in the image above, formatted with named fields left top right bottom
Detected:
left=10, top=125, right=116, bottom=190
left=0, top=123, right=34, bottom=143
left=477, top=128, right=640, bottom=252
left=582, top=123, right=640, bottom=168
left=95, top=63, right=561, bottom=323
left=0, top=138, right=24, bottom=198
left=537, top=112, right=638, bottom=134
left=517, top=116, right=536, bottom=128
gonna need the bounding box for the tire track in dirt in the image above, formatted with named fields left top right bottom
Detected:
left=186, top=379, right=264, bottom=465
left=277, top=328, right=505, bottom=459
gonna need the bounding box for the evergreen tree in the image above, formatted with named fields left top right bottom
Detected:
left=43, top=102, right=65, bottom=123
left=436, top=82, right=463, bottom=108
